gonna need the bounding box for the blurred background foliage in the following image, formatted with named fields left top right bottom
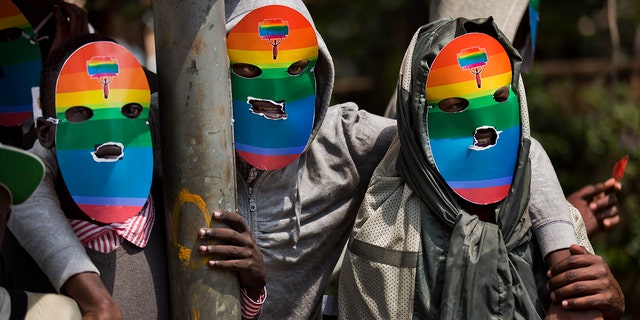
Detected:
left=85, top=0, right=639, bottom=317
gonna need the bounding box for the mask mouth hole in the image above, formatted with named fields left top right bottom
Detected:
left=92, top=142, right=124, bottom=162
left=472, top=126, right=498, bottom=149
left=247, top=97, right=287, bottom=120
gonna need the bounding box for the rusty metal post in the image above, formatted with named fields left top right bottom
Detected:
left=152, top=1, right=239, bottom=319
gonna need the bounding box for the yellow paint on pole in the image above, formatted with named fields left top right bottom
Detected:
left=172, top=188, right=212, bottom=269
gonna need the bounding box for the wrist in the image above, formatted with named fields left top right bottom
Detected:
left=545, top=248, right=571, bottom=266
left=62, top=272, right=117, bottom=314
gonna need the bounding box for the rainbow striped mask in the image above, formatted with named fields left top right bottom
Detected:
left=227, top=5, right=318, bottom=170
left=0, top=0, right=42, bottom=127
left=425, top=33, right=521, bottom=205
left=54, top=41, right=153, bottom=223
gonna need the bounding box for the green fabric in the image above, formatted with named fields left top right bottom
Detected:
left=349, top=236, right=418, bottom=268
left=395, top=17, right=544, bottom=319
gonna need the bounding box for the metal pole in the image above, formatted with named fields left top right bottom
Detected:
left=152, top=1, right=239, bottom=319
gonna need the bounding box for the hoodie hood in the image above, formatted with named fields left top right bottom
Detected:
left=225, top=0, right=334, bottom=156
left=225, top=0, right=336, bottom=247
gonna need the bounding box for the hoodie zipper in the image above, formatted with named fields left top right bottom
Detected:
left=245, top=171, right=266, bottom=233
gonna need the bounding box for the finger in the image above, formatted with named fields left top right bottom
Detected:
left=560, top=294, right=605, bottom=310
left=69, top=4, right=89, bottom=26
left=548, top=263, right=606, bottom=291
left=548, top=254, right=596, bottom=277
left=59, top=3, right=89, bottom=34
left=200, top=244, right=250, bottom=259
left=548, top=258, right=609, bottom=292
left=590, top=193, right=618, bottom=212
left=568, top=244, right=588, bottom=255
left=550, top=279, right=602, bottom=301
left=594, top=207, right=618, bottom=222
left=548, top=269, right=595, bottom=293
left=548, top=245, right=588, bottom=280
left=574, top=184, right=601, bottom=200
left=613, top=180, right=622, bottom=192
left=208, top=258, right=255, bottom=272
left=53, top=5, right=66, bottom=29
left=198, top=227, right=247, bottom=246
left=601, top=215, right=621, bottom=229
left=602, top=177, right=621, bottom=192
left=212, top=210, right=249, bottom=232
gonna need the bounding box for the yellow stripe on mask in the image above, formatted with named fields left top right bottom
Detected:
left=56, top=89, right=151, bottom=110
left=228, top=46, right=318, bottom=66
left=427, top=72, right=512, bottom=102
left=0, top=15, right=29, bottom=29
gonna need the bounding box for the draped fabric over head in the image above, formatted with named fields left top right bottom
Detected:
left=395, top=17, right=544, bottom=318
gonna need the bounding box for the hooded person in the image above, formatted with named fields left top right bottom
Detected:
left=7, top=33, right=166, bottom=319
left=206, top=0, right=397, bottom=318
left=338, top=17, right=622, bottom=319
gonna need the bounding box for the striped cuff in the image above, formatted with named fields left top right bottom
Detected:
left=241, top=286, right=267, bottom=320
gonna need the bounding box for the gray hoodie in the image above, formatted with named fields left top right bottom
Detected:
left=225, top=1, right=396, bottom=318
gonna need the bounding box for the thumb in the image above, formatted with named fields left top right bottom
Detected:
left=569, top=244, right=588, bottom=255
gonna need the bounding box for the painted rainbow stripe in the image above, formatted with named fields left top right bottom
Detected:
left=87, top=56, right=119, bottom=99
left=457, top=47, right=488, bottom=69
left=87, top=57, right=119, bottom=77
left=258, top=19, right=289, bottom=39
left=55, top=41, right=152, bottom=223
left=0, top=0, right=41, bottom=127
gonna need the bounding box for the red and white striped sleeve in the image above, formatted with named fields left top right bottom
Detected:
left=240, top=286, right=267, bottom=320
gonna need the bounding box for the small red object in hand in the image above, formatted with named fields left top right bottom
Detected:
left=612, top=155, right=629, bottom=181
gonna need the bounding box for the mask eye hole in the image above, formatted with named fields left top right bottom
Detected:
left=493, top=86, right=510, bottom=102
left=287, top=60, right=309, bottom=76
left=0, top=28, right=23, bottom=43
left=122, top=103, right=143, bottom=119
left=65, top=106, right=94, bottom=122
left=232, top=63, right=262, bottom=78
left=437, top=97, right=469, bottom=113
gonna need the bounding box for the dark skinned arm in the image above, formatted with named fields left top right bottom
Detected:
left=544, top=249, right=604, bottom=319
left=62, top=272, right=122, bottom=320
left=547, top=244, right=624, bottom=320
